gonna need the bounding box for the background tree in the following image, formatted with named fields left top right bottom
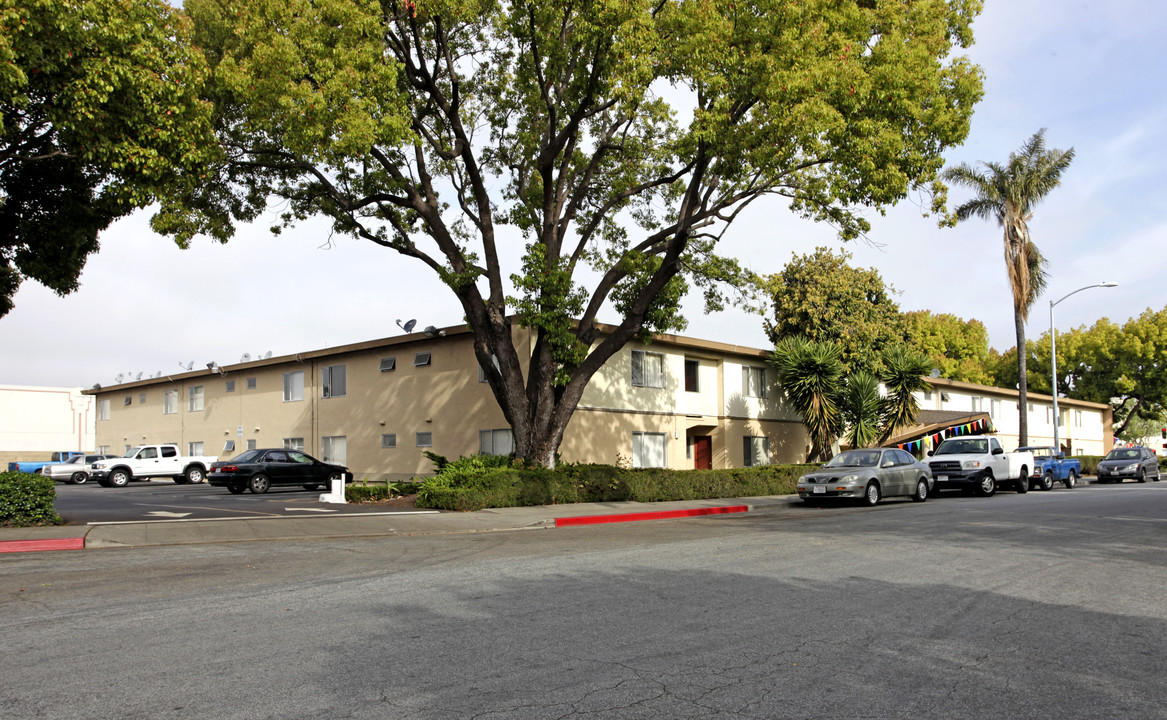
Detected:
left=165, top=0, right=982, bottom=467
left=877, top=346, right=933, bottom=443
left=763, top=247, right=908, bottom=375
left=941, top=129, right=1071, bottom=445
left=902, top=310, right=994, bottom=384
left=770, top=338, right=845, bottom=462
left=0, top=0, right=214, bottom=316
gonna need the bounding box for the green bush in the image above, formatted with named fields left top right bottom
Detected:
left=345, top=480, right=419, bottom=503
left=1078, top=455, right=1103, bottom=475
left=413, top=456, right=816, bottom=512
left=0, top=471, right=62, bottom=527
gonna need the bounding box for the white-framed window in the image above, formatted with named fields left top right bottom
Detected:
left=124, top=444, right=132, bottom=453
left=971, top=397, right=983, bottom=411
left=478, top=355, right=501, bottom=382
left=1074, top=409, right=1082, bottom=427
left=743, top=366, right=766, bottom=398
left=414, top=351, right=432, bottom=367
left=223, top=440, right=235, bottom=453
left=743, top=436, right=770, bottom=467
left=1045, top=407, right=1053, bottom=424
left=631, top=350, right=665, bottom=388
left=246, top=377, right=257, bottom=390
left=379, top=357, right=396, bottom=372
left=321, top=436, right=347, bottom=465
left=322, top=364, right=346, bottom=398
left=923, top=389, right=933, bottom=401
left=97, top=445, right=110, bottom=454
left=382, top=434, right=397, bottom=449
left=163, top=390, right=178, bottom=415
left=632, top=432, right=666, bottom=468
left=188, top=385, right=204, bottom=412
left=225, top=380, right=235, bottom=392
left=98, top=398, right=110, bottom=421
left=246, top=439, right=257, bottom=451
left=283, top=371, right=304, bottom=402
left=188, top=441, right=204, bottom=456
left=479, top=429, right=513, bottom=455
left=416, top=431, right=433, bottom=447
left=283, top=437, right=304, bottom=451
left=991, top=398, right=1002, bottom=418
left=123, top=395, right=132, bottom=406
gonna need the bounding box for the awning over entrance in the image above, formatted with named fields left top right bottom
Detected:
left=886, top=410, right=994, bottom=454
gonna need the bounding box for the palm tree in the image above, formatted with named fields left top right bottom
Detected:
left=942, top=129, right=1074, bottom=445
left=878, top=347, right=934, bottom=444
left=770, top=337, right=845, bottom=461
left=842, top=370, right=882, bottom=449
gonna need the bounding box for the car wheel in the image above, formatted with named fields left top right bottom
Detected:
left=1155, top=468, right=1162, bottom=482
left=1039, top=472, right=1054, bottom=491
left=976, top=474, right=996, bottom=497
left=109, top=469, right=131, bottom=487
left=227, top=484, right=246, bottom=495
left=1064, top=470, right=1077, bottom=489
left=249, top=474, right=271, bottom=494
left=1016, top=473, right=1029, bottom=494
left=911, top=478, right=928, bottom=502
left=70, top=472, right=88, bottom=485
left=862, top=481, right=881, bottom=507
left=185, top=466, right=205, bottom=484
left=1138, top=469, right=1146, bottom=483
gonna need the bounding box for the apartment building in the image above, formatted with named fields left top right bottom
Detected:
left=0, top=385, right=96, bottom=468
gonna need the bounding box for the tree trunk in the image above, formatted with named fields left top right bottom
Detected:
left=1014, top=309, right=1028, bottom=446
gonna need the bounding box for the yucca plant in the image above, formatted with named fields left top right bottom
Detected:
left=770, top=337, right=845, bottom=461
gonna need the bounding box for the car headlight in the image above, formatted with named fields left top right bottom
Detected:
left=839, top=474, right=860, bottom=484
left=797, top=475, right=809, bottom=484
left=1123, top=464, right=1139, bottom=472
left=92, top=462, right=105, bottom=470
left=962, top=460, right=982, bottom=469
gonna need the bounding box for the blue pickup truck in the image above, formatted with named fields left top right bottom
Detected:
left=7, top=451, right=87, bottom=475
left=1017, top=446, right=1081, bottom=490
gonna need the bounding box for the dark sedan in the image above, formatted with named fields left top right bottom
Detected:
left=207, top=449, right=354, bottom=494
left=1095, top=446, right=1161, bottom=483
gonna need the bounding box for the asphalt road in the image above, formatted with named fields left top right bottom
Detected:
left=3, top=482, right=1165, bottom=719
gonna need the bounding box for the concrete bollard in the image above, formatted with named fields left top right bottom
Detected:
left=318, top=474, right=347, bottom=504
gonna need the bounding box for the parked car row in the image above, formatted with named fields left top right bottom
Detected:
left=797, top=436, right=1161, bottom=507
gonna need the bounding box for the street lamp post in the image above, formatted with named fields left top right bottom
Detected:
left=1050, top=282, right=1118, bottom=454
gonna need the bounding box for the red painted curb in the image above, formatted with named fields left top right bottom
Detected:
left=555, top=505, right=749, bottom=527
left=0, top=537, right=85, bottom=553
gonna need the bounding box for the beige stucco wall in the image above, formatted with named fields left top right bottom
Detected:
left=0, top=386, right=95, bottom=467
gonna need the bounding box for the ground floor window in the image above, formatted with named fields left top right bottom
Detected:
left=283, top=437, right=304, bottom=451
left=322, top=436, right=347, bottom=465
left=480, top=428, right=513, bottom=456
left=632, top=432, right=666, bottom=468
left=188, top=441, right=204, bottom=456
left=743, top=436, right=770, bottom=467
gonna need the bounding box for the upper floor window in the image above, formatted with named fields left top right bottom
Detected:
left=381, top=434, right=397, bottom=449
left=478, top=355, right=500, bottom=383
left=246, top=377, right=257, bottom=390
left=322, top=364, right=346, bottom=398
left=631, top=350, right=665, bottom=388
left=98, top=398, right=110, bottom=421
left=1074, top=409, right=1082, bottom=427
left=684, top=359, right=699, bottom=393
left=743, top=366, right=766, bottom=398
left=163, top=390, right=178, bottom=415
left=225, top=380, right=235, bottom=392
left=139, top=393, right=146, bottom=404
left=123, top=395, right=132, bottom=406
left=414, top=351, right=432, bottom=367
left=283, top=371, right=304, bottom=402
left=971, top=397, right=983, bottom=411
left=188, top=385, right=204, bottom=412
left=379, top=357, right=396, bottom=372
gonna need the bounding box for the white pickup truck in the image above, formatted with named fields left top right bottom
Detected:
left=926, top=436, right=1034, bottom=497
left=90, top=444, right=218, bottom=488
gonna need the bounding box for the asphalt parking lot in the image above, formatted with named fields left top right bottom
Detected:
left=51, top=480, right=418, bottom=524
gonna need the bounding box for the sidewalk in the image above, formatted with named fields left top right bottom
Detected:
left=0, top=495, right=803, bottom=553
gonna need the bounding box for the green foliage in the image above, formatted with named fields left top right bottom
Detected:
left=413, top=456, right=814, bottom=512
left=770, top=337, right=846, bottom=460
left=345, top=480, right=418, bottom=502
left=764, top=247, right=906, bottom=376
left=902, top=310, right=994, bottom=384
left=842, top=371, right=882, bottom=449
left=0, top=471, right=62, bottom=527
left=879, top=346, right=933, bottom=441
left=0, top=0, right=216, bottom=316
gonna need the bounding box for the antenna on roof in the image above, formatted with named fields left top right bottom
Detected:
left=179, top=361, right=194, bottom=371
left=115, top=373, right=125, bottom=383
left=263, top=351, right=272, bottom=359
left=396, top=318, right=417, bottom=333
left=135, top=372, right=143, bottom=381
left=240, top=353, right=251, bottom=363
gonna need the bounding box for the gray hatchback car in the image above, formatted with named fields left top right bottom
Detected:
left=1095, top=446, right=1161, bottom=483
left=797, top=448, right=933, bottom=506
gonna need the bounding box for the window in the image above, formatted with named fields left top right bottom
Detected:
left=163, top=390, right=178, bottom=415
left=188, top=441, right=204, bottom=456
left=246, top=377, right=257, bottom=390
left=283, top=437, right=304, bottom=451
left=685, top=359, right=699, bottom=393
left=971, top=397, right=983, bottom=411
left=381, top=434, right=397, bottom=449
left=632, top=432, right=666, bottom=468
left=743, top=366, right=766, bottom=398
left=379, top=357, right=396, bottom=372
left=123, top=396, right=132, bottom=406
left=322, top=364, right=346, bottom=398
left=124, top=444, right=131, bottom=454
left=223, top=440, right=235, bottom=453
left=743, top=436, right=770, bottom=467
left=479, top=429, right=513, bottom=455
left=226, top=380, right=235, bottom=392
left=98, top=398, right=110, bottom=421
left=321, top=436, right=347, bottom=465
left=188, top=385, right=204, bottom=412
left=139, top=393, right=146, bottom=404
left=1074, top=410, right=1082, bottom=427
left=283, top=371, right=304, bottom=402
left=991, top=398, right=1002, bottom=418
left=478, top=355, right=500, bottom=382
left=414, top=351, right=431, bottom=367
left=940, top=392, right=951, bottom=403
left=246, top=439, right=257, bottom=451
left=416, top=432, right=433, bottom=447
left=923, top=390, right=933, bottom=401
left=97, top=445, right=110, bottom=454
left=631, top=350, right=665, bottom=388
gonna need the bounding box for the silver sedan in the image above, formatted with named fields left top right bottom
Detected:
left=797, top=448, right=933, bottom=506
left=42, top=454, right=119, bottom=484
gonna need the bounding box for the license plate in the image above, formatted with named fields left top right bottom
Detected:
left=813, top=485, right=826, bottom=494
left=936, top=475, right=948, bottom=482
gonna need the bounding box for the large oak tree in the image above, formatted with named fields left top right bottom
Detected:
left=160, top=0, right=983, bottom=466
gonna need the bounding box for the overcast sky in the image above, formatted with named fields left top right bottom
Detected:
left=3, top=0, right=1165, bottom=389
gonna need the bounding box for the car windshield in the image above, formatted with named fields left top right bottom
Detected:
left=122, top=447, right=142, bottom=458
left=62, top=456, right=84, bottom=465
left=824, top=450, right=881, bottom=468
left=1104, top=448, right=1140, bottom=461
left=1022, top=448, right=1053, bottom=460
left=228, top=450, right=264, bottom=463
left=935, top=439, right=988, bottom=455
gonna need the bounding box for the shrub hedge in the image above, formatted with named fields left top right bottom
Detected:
left=0, top=471, right=62, bottom=527
left=345, top=480, right=419, bottom=503
left=413, top=455, right=819, bottom=512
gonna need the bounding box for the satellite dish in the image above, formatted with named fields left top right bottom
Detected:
left=930, top=368, right=941, bottom=378
left=397, top=318, right=417, bottom=333
left=115, top=373, right=125, bottom=383
left=135, top=372, right=143, bottom=380
left=240, top=353, right=251, bottom=363
left=263, top=351, right=272, bottom=359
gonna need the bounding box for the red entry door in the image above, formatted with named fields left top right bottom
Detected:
left=693, top=436, right=712, bottom=470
